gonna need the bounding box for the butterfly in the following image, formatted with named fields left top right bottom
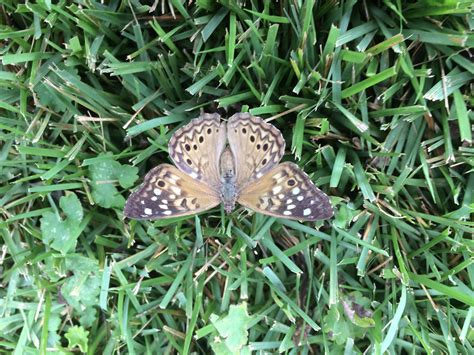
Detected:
left=124, top=113, right=333, bottom=221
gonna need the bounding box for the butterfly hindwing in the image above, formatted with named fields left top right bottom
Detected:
left=168, top=113, right=226, bottom=188
left=227, top=113, right=285, bottom=190
left=237, top=162, right=333, bottom=221
left=124, top=164, right=221, bottom=219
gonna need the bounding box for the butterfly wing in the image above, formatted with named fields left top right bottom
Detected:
left=124, top=164, right=221, bottom=219
left=227, top=113, right=285, bottom=190
left=237, top=162, right=333, bottom=221
left=168, top=113, right=226, bottom=188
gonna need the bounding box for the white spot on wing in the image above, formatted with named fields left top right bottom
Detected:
left=273, top=172, right=283, bottom=179
left=151, top=196, right=157, bottom=201
left=154, top=188, right=161, bottom=196
left=287, top=199, right=293, bottom=204
left=159, top=204, right=168, bottom=209
left=283, top=211, right=292, bottom=216
left=273, top=172, right=285, bottom=183
left=292, top=187, right=301, bottom=195
left=287, top=204, right=296, bottom=210
left=163, top=210, right=172, bottom=215
left=171, top=186, right=182, bottom=195
left=272, top=186, right=282, bottom=194
left=169, top=174, right=179, bottom=183
left=303, top=208, right=311, bottom=216
left=256, top=172, right=263, bottom=178
left=140, top=200, right=145, bottom=205
left=144, top=208, right=153, bottom=215
left=297, top=195, right=304, bottom=201
left=190, top=172, right=198, bottom=179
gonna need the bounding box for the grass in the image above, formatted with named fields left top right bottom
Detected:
left=0, top=0, right=473, bottom=353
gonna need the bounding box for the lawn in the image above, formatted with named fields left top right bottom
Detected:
left=1, top=0, right=473, bottom=354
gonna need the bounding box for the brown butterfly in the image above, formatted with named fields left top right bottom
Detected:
left=124, top=113, right=333, bottom=221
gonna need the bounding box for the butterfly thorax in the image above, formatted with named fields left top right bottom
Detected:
left=219, top=148, right=238, bottom=213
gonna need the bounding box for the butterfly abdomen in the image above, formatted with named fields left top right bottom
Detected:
left=220, top=179, right=238, bottom=213
left=219, top=148, right=238, bottom=213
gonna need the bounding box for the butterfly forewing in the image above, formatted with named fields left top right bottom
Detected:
left=124, top=164, right=220, bottom=219
left=227, top=113, right=285, bottom=190
left=237, top=162, right=333, bottom=221
left=168, top=113, right=226, bottom=188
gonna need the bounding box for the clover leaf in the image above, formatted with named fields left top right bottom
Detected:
left=209, top=303, right=252, bottom=355
left=40, top=192, right=83, bottom=254
left=89, top=153, right=138, bottom=209
left=322, top=291, right=375, bottom=345
left=65, top=325, right=89, bottom=353
left=61, top=255, right=102, bottom=328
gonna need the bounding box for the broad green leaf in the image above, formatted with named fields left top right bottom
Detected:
left=89, top=153, right=138, bottom=208
left=65, top=325, right=89, bottom=353
left=40, top=193, right=83, bottom=254
left=341, top=291, right=376, bottom=328
left=323, top=306, right=353, bottom=345
left=323, top=292, right=375, bottom=345
left=210, top=303, right=252, bottom=354
left=61, top=255, right=102, bottom=327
